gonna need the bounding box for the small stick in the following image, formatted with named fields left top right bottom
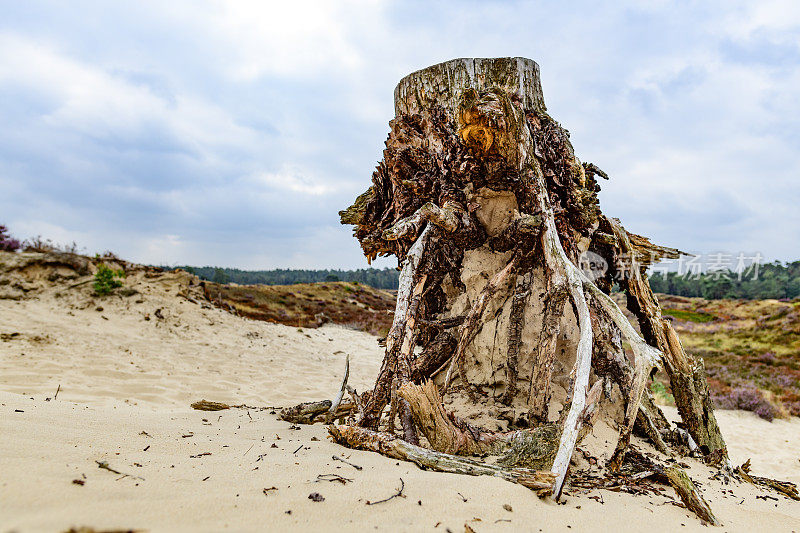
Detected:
left=96, top=460, right=144, bottom=481
left=367, top=478, right=405, bottom=505
left=96, top=461, right=123, bottom=475
left=332, top=455, right=363, bottom=470
left=316, top=473, right=353, bottom=484
left=54, top=384, right=61, bottom=400
left=293, top=445, right=304, bottom=454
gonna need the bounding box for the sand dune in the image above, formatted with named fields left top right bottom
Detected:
left=1, top=263, right=799, bottom=532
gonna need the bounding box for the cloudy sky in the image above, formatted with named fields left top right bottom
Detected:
left=1, top=1, right=798, bottom=269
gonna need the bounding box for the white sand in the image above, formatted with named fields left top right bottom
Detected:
left=1, top=270, right=799, bottom=532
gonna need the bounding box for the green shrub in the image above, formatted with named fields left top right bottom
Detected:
left=661, top=308, right=716, bottom=323
left=651, top=380, right=675, bottom=405
left=93, top=264, right=125, bottom=295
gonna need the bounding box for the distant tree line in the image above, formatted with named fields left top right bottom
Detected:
left=172, top=260, right=800, bottom=299
left=648, top=261, right=800, bottom=300
left=176, top=266, right=401, bottom=290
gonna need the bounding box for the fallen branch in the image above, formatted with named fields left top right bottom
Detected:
left=316, top=473, right=353, bottom=485
left=96, top=460, right=144, bottom=481
left=280, top=400, right=331, bottom=424
left=332, top=454, right=363, bottom=471
left=329, top=424, right=555, bottom=495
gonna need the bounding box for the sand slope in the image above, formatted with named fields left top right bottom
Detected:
left=1, top=265, right=799, bottom=532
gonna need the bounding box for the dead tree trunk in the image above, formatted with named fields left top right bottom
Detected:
left=329, top=57, right=729, bottom=508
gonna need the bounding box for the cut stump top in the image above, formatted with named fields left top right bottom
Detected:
left=394, top=57, right=546, bottom=119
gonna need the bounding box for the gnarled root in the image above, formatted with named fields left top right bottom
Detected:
left=442, top=257, right=518, bottom=397
left=359, top=225, right=432, bottom=431
left=634, top=391, right=674, bottom=455
left=736, top=459, right=800, bottom=500
left=623, top=448, right=719, bottom=525
left=605, top=216, right=728, bottom=460
left=328, top=424, right=555, bottom=496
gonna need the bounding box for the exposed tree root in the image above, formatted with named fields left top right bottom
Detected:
left=736, top=459, right=800, bottom=500
left=327, top=424, right=555, bottom=496
left=603, top=216, right=728, bottom=461
left=443, top=257, right=518, bottom=396
left=501, top=272, right=530, bottom=405
left=664, top=467, right=720, bottom=525
left=634, top=392, right=673, bottom=456
left=359, top=225, right=432, bottom=431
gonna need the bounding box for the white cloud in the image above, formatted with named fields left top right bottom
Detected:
left=184, top=0, right=387, bottom=81
left=719, top=0, right=800, bottom=40
left=0, top=32, right=262, bottom=157
left=250, top=167, right=335, bottom=196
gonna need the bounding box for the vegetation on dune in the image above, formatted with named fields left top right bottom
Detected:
left=203, top=280, right=395, bottom=337
left=93, top=264, right=125, bottom=295
left=661, top=308, right=715, bottom=323
left=0, top=225, right=21, bottom=252
left=660, top=295, right=800, bottom=418
left=20, top=235, right=81, bottom=254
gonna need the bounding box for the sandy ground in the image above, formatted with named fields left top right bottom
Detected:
left=1, top=270, right=799, bottom=532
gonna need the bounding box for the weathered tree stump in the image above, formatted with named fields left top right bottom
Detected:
left=314, top=57, right=738, bottom=518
